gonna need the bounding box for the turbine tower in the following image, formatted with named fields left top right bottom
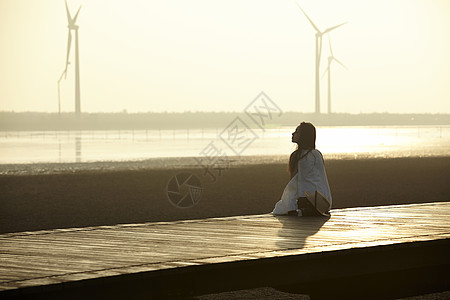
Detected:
left=63, top=0, right=81, bottom=117
left=294, top=2, right=346, bottom=114
left=323, top=37, right=347, bottom=114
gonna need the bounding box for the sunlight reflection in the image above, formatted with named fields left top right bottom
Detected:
left=0, top=126, right=448, bottom=164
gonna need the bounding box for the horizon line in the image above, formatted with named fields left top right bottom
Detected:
left=1, top=111, right=450, bottom=115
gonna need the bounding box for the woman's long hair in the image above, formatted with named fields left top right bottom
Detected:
left=288, top=122, right=316, bottom=178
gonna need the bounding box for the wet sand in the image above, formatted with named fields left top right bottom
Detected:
left=1, top=156, right=449, bottom=234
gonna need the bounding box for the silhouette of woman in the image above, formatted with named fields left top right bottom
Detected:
left=272, top=122, right=332, bottom=216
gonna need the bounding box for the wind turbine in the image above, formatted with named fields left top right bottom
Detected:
left=323, top=36, right=347, bottom=114
left=294, top=2, right=346, bottom=114
left=61, top=0, right=81, bottom=116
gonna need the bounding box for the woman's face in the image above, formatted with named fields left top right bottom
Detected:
left=292, top=126, right=301, bottom=143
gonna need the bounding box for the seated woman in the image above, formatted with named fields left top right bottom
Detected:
left=272, top=122, right=332, bottom=216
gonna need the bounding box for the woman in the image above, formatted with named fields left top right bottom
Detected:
left=272, top=122, right=332, bottom=216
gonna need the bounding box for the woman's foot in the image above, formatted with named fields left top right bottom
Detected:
left=287, top=210, right=298, bottom=216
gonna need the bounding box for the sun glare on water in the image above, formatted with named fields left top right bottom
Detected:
left=316, top=126, right=449, bottom=158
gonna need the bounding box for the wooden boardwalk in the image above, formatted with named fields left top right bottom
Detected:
left=1, top=202, right=449, bottom=299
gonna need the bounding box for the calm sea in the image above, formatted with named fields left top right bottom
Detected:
left=0, top=126, right=449, bottom=166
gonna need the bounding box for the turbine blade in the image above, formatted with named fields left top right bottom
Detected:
left=65, top=30, right=72, bottom=78
left=294, top=1, right=321, bottom=33
left=72, top=6, right=81, bottom=24
left=65, top=30, right=72, bottom=65
left=321, top=66, right=329, bottom=79
left=323, top=22, right=347, bottom=34
left=58, top=70, right=65, bottom=82
left=328, top=36, right=334, bottom=56
left=333, top=57, right=348, bottom=70
left=65, top=0, right=72, bottom=23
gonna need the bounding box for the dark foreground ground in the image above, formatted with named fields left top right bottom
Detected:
left=193, top=288, right=450, bottom=300
left=1, top=157, right=449, bottom=234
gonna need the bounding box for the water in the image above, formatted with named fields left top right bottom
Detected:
left=0, top=126, right=449, bottom=167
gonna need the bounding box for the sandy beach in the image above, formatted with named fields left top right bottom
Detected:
left=1, top=156, right=449, bottom=234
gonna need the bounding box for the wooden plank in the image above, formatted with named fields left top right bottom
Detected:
left=0, top=202, right=448, bottom=297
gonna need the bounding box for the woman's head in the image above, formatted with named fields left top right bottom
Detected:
left=292, top=122, right=316, bottom=150
left=288, top=122, right=316, bottom=178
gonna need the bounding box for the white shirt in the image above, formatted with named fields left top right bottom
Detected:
left=272, top=149, right=332, bottom=215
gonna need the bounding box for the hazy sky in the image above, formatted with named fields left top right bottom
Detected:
left=1, top=0, right=449, bottom=113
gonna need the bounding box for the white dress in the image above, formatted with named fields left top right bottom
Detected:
left=272, top=149, right=332, bottom=215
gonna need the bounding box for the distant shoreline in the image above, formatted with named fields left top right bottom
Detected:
left=1, top=111, right=449, bottom=130
left=2, top=155, right=450, bottom=176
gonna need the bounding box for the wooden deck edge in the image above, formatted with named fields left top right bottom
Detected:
left=1, top=201, right=448, bottom=238
left=1, top=237, right=449, bottom=299
left=330, top=201, right=450, bottom=212
left=1, top=232, right=448, bottom=294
